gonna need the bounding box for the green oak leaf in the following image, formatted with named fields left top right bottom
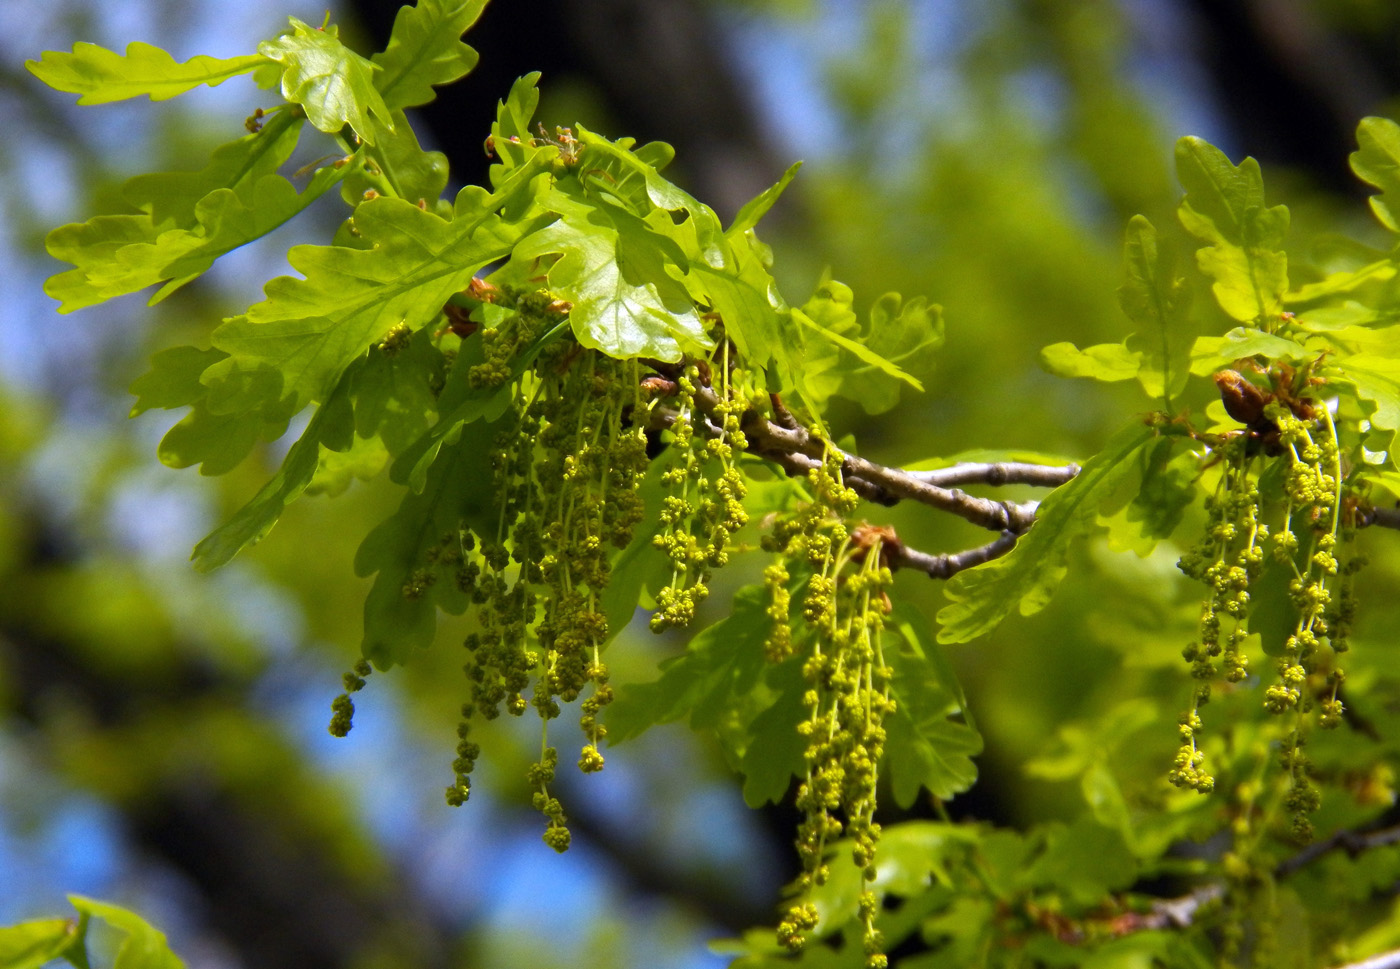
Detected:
left=351, top=328, right=445, bottom=457
left=738, top=660, right=808, bottom=807
left=1188, top=327, right=1311, bottom=374
left=26, top=41, right=265, bottom=103
left=208, top=154, right=554, bottom=412
left=372, top=0, right=485, bottom=111
left=1175, top=136, right=1289, bottom=323
left=123, top=111, right=303, bottom=228
left=1351, top=116, right=1400, bottom=233
left=606, top=585, right=773, bottom=744
left=1039, top=341, right=1141, bottom=382
left=1104, top=437, right=1198, bottom=556
left=157, top=401, right=290, bottom=477
left=67, top=895, right=183, bottom=969
left=514, top=188, right=709, bottom=361
left=128, top=346, right=228, bottom=416
left=342, top=109, right=450, bottom=213
left=258, top=18, right=393, bottom=145
left=727, top=161, right=802, bottom=237
left=0, top=917, right=75, bottom=969
left=47, top=163, right=346, bottom=312
left=1289, top=259, right=1395, bottom=303
left=937, top=422, right=1156, bottom=643
left=796, top=276, right=939, bottom=413
left=190, top=363, right=357, bottom=571
left=305, top=432, right=389, bottom=497
left=487, top=73, right=542, bottom=186
left=1329, top=357, right=1400, bottom=450
left=1120, top=214, right=1196, bottom=407
left=885, top=622, right=982, bottom=805
left=354, top=415, right=504, bottom=667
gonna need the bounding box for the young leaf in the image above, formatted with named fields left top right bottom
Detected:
left=209, top=155, right=554, bottom=412
left=884, top=631, right=982, bottom=805
left=258, top=18, right=393, bottom=145
left=355, top=415, right=503, bottom=667
left=342, top=109, right=450, bottom=212
left=372, top=0, right=486, bottom=111
left=47, top=162, right=346, bottom=312
left=190, top=363, right=358, bottom=571
left=1040, top=341, right=1142, bottom=382
left=26, top=42, right=265, bottom=104
left=157, top=402, right=287, bottom=476
left=1188, top=327, right=1310, bottom=374
left=1351, top=116, right=1400, bottom=233
left=1119, top=214, right=1195, bottom=407
left=123, top=111, right=304, bottom=229
left=738, top=661, right=809, bottom=807
left=727, top=161, right=802, bottom=238
left=66, top=895, right=183, bottom=969
left=606, top=585, right=773, bottom=744
left=513, top=188, right=709, bottom=361
left=937, top=422, right=1156, bottom=643
left=0, top=917, right=75, bottom=969
left=128, top=346, right=228, bottom=416
left=1175, top=136, right=1289, bottom=323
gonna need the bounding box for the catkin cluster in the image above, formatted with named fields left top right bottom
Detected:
left=1175, top=381, right=1362, bottom=844
left=650, top=357, right=750, bottom=632
left=767, top=451, right=895, bottom=969
left=446, top=345, right=649, bottom=847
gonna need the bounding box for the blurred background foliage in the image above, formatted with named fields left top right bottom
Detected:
left=4, top=0, right=1400, bottom=966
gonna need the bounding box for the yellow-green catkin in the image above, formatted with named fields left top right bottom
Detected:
left=772, top=450, right=893, bottom=968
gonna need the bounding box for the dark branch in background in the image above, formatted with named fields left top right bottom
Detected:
left=644, top=364, right=1079, bottom=579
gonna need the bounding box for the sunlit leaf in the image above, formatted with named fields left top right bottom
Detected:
left=355, top=414, right=504, bottom=667
left=1351, top=116, right=1400, bottom=233
left=1120, top=215, right=1196, bottom=406
left=0, top=917, right=75, bottom=969
left=26, top=41, right=265, bottom=104
left=937, top=422, right=1156, bottom=643
left=209, top=154, right=553, bottom=411
left=67, top=895, right=183, bottom=969
left=258, top=18, right=393, bottom=144
left=1175, top=136, right=1289, bottom=323
left=1040, top=341, right=1142, bottom=382
left=372, top=0, right=486, bottom=111
left=514, top=187, right=709, bottom=361
left=190, top=363, right=358, bottom=571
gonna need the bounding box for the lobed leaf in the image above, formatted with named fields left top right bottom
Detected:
left=372, top=0, right=486, bottom=111
left=355, top=414, right=504, bottom=667
left=1119, top=214, right=1196, bottom=407
left=341, top=109, right=450, bottom=213
left=258, top=18, right=393, bottom=144
left=26, top=41, right=265, bottom=104
left=514, top=187, right=709, bottom=361
left=67, top=895, right=183, bottom=969
left=884, top=619, right=982, bottom=804
left=1188, top=327, right=1311, bottom=374
left=1351, top=116, right=1400, bottom=233
left=1175, top=136, right=1290, bottom=323
left=937, top=422, right=1157, bottom=643
left=0, top=918, right=75, bottom=969
left=209, top=153, right=555, bottom=413
left=190, top=363, right=358, bottom=571
left=1040, top=341, right=1142, bottom=382
left=129, top=346, right=229, bottom=416
left=48, top=163, right=346, bottom=312
left=606, top=585, right=773, bottom=745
